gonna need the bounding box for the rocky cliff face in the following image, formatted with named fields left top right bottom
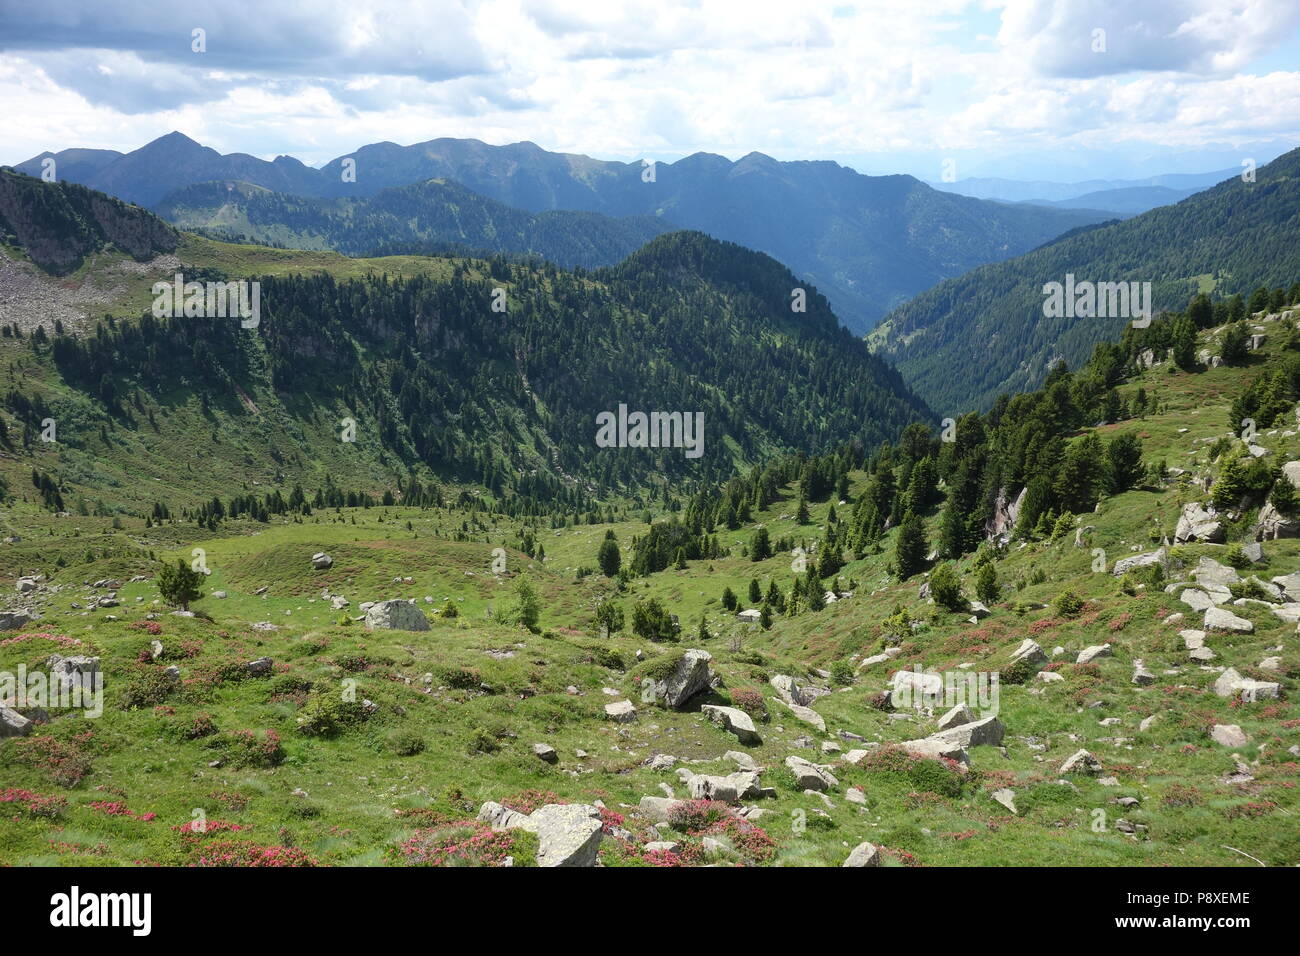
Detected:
left=0, top=169, right=178, bottom=275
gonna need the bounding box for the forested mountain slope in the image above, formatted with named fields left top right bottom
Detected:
left=154, top=179, right=673, bottom=269
left=0, top=176, right=932, bottom=516
left=871, top=147, right=1300, bottom=414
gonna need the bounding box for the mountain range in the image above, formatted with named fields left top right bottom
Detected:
left=871, top=146, right=1300, bottom=413
left=931, top=168, right=1238, bottom=204
left=12, top=132, right=1113, bottom=333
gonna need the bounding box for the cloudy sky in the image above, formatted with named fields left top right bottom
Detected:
left=1, top=0, right=1298, bottom=181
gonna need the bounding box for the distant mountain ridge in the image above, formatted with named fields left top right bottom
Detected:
left=154, top=178, right=674, bottom=269
left=931, top=168, right=1238, bottom=203
left=1024, top=185, right=1204, bottom=215
left=12, top=132, right=1113, bottom=332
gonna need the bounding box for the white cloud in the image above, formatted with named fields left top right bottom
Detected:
left=0, top=0, right=1296, bottom=178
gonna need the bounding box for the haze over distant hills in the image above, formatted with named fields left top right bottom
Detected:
left=930, top=168, right=1238, bottom=204
left=12, top=132, right=1113, bottom=333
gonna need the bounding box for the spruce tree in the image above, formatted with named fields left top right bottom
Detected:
left=894, top=510, right=927, bottom=580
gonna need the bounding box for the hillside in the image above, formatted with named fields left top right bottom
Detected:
left=13, top=132, right=1112, bottom=333
left=0, top=176, right=932, bottom=517
left=1, top=297, right=1298, bottom=868
left=154, top=178, right=673, bottom=269
left=871, top=146, right=1300, bottom=413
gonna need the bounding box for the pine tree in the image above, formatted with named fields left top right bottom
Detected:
left=597, top=535, right=621, bottom=577
left=975, top=560, right=998, bottom=604
left=157, top=559, right=204, bottom=611
left=938, top=495, right=965, bottom=559
left=894, top=510, right=927, bottom=580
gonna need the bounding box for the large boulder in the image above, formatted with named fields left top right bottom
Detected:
left=311, top=552, right=333, bottom=570
left=1007, top=638, right=1048, bottom=670
left=1271, top=572, right=1300, bottom=599
left=842, top=842, right=881, bottom=867
left=1193, top=556, right=1239, bottom=588
left=363, top=599, right=430, bottom=631
left=1213, top=667, right=1280, bottom=701
left=1076, top=644, right=1113, bottom=664
left=46, top=655, right=101, bottom=694
left=681, top=770, right=761, bottom=803
left=931, top=715, right=1004, bottom=749
left=526, top=804, right=604, bottom=867
left=1254, top=502, right=1300, bottom=540
left=479, top=801, right=603, bottom=867
left=770, top=674, right=813, bottom=707
left=0, top=705, right=33, bottom=738
left=1281, top=460, right=1300, bottom=490
left=899, top=737, right=970, bottom=764
left=1174, top=502, right=1225, bottom=543
left=635, top=796, right=682, bottom=824
left=984, top=486, right=1027, bottom=541
left=0, top=608, right=39, bottom=631
left=604, top=700, right=637, bottom=722
left=785, top=755, right=838, bottom=791
left=1111, top=548, right=1166, bottom=576
left=889, top=668, right=944, bottom=709
left=771, top=697, right=826, bottom=732
left=643, top=649, right=713, bottom=709
left=700, top=704, right=761, bottom=745
left=1178, top=588, right=1215, bottom=611
left=1060, top=749, right=1102, bottom=774
left=936, top=703, right=975, bottom=730
left=1204, top=606, right=1253, bottom=634
left=1211, top=724, right=1249, bottom=748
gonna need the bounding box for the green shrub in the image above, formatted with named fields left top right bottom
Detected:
left=270, top=674, right=313, bottom=696
left=1053, top=590, right=1084, bottom=618
left=435, top=665, right=481, bottom=690
left=929, top=562, right=965, bottom=610
left=388, top=730, right=426, bottom=756
left=466, top=726, right=500, bottom=755
left=219, top=729, right=284, bottom=768
left=829, top=659, right=855, bottom=686
left=295, top=693, right=367, bottom=737
left=118, top=667, right=176, bottom=710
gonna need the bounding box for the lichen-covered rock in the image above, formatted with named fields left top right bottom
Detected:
left=842, top=841, right=880, bottom=867
left=1174, top=502, right=1224, bottom=543
left=363, top=599, right=430, bottom=631
left=604, top=700, right=637, bottom=722
left=1060, top=749, right=1102, bottom=774
left=0, top=705, right=33, bottom=738
left=785, top=755, right=837, bottom=791
left=643, top=649, right=713, bottom=709
left=700, top=704, right=761, bottom=745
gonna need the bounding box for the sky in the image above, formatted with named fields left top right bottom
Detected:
left=1, top=0, right=1298, bottom=182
